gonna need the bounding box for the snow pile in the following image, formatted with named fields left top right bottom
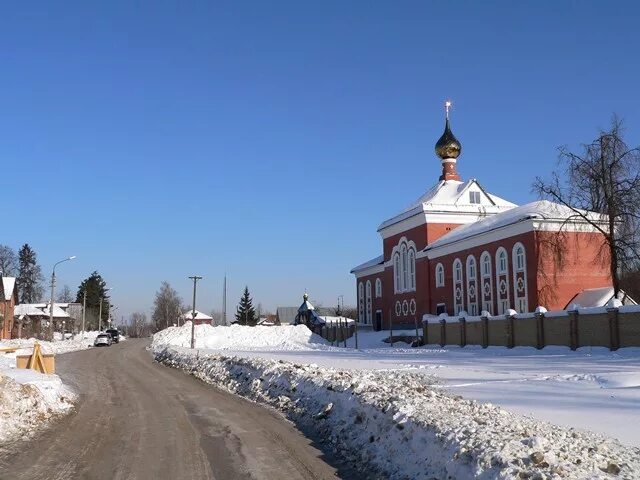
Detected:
left=152, top=323, right=329, bottom=351
left=0, top=371, right=76, bottom=447
left=0, top=331, right=102, bottom=355
left=156, top=347, right=640, bottom=479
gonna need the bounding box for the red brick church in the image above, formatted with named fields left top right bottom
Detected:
left=351, top=103, right=612, bottom=328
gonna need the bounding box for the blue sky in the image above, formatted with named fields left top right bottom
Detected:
left=1, top=1, right=639, bottom=320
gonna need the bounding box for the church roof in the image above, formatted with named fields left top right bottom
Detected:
left=350, top=255, right=384, bottom=274
left=424, top=200, right=605, bottom=253
left=378, top=179, right=516, bottom=231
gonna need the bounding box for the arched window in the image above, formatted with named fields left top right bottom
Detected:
left=514, top=244, right=525, bottom=271
left=495, top=247, right=510, bottom=314
left=512, top=243, right=528, bottom=313
left=454, top=259, right=463, bottom=283
left=435, top=263, right=445, bottom=287
left=401, top=244, right=408, bottom=291
left=375, top=278, right=382, bottom=298
left=408, top=249, right=416, bottom=290
left=496, top=248, right=508, bottom=275
left=365, top=280, right=372, bottom=324
left=466, top=255, right=478, bottom=316
left=358, top=282, right=365, bottom=322
left=391, top=237, right=418, bottom=293
left=480, top=251, right=493, bottom=315
left=453, top=258, right=464, bottom=315
left=394, top=253, right=401, bottom=293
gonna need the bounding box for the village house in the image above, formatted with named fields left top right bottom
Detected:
left=351, top=105, right=614, bottom=329
left=1, top=276, right=18, bottom=339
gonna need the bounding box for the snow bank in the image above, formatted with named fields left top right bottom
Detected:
left=152, top=323, right=329, bottom=351
left=0, top=371, right=76, bottom=447
left=0, top=331, right=102, bottom=356
left=155, top=347, right=640, bottom=480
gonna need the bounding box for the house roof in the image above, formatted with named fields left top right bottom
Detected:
left=378, top=179, right=516, bottom=231
left=14, top=304, right=48, bottom=317
left=2, top=277, right=16, bottom=301
left=425, top=200, right=606, bottom=253
left=350, top=255, right=384, bottom=274
left=40, top=304, right=71, bottom=318
left=182, top=309, right=213, bottom=321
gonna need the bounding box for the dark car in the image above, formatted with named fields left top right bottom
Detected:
left=106, top=328, right=120, bottom=343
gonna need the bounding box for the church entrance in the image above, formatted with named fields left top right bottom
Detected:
left=374, top=310, right=382, bottom=331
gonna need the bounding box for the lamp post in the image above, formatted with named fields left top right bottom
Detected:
left=188, top=276, right=202, bottom=349
left=99, top=287, right=113, bottom=331
left=49, top=256, right=76, bottom=341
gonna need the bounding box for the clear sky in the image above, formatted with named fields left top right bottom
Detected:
left=1, top=1, right=639, bottom=321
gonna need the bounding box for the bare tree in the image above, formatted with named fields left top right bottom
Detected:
left=57, top=285, right=74, bottom=303
left=152, top=281, right=183, bottom=332
left=0, top=245, right=18, bottom=276
left=533, top=116, right=640, bottom=296
left=129, top=312, right=150, bottom=338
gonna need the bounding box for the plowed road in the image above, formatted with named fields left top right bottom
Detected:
left=1, top=339, right=342, bottom=480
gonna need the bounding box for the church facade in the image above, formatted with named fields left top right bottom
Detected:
left=351, top=105, right=612, bottom=328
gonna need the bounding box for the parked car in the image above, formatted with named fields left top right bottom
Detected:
left=106, top=328, right=120, bottom=343
left=94, top=333, right=112, bottom=347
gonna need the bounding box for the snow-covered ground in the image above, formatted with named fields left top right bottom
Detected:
left=152, top=324, right=640, bottom=448
left=0, top=331, right=105, bottom=447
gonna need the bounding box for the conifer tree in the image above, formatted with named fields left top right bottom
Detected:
left=76, top=271, right=110, bottom=329
left=235, top=286, right=257, bottom=326
left=16, top=244, right=44, bottom=303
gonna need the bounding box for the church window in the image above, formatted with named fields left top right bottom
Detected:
left=469, top=191, right=481, bottom=204
left=358, top=282, right=364, bottom=322
left=394, top=253, right=401, bottom=293
left=514, top=244, right=525, bottom=271
left=466, top=255, right=478, bottom=316
left=365, top=280, right=372, bottom=324
left=408, top=250, right=416, bottom=290
left=401, top=244, right=408, bottom=291
left=453, top=258, right=464, bottom=315
left=454, top=259, right=463, bottom=283
left=435, top=263, right=445, bottom=287
left=512, top=243, right=528, bottom=313
left=496, top=248, right=508, bottom=274
left=375, top=278, right=382, bottom=298
left=480, top=251, right=493, bottom=315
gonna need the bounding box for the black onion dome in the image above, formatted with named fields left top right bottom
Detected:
left=435, top=118, right=462, bottom=160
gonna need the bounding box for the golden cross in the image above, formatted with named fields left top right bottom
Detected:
left=445, top=100, right=452, bottom=119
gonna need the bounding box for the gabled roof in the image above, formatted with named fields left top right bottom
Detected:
left=378, top=179, right=516, bottom=231
left=350, top=255, right=384, bottom=274
left=14, top=304, right=48, bottom=317
left=425, top=200, right=605, bottom=253
left=182, top=309, right=213, bottom=321
left=2, top=277, right=16, bottom=301
left=41, top=304, right=71, bottom=318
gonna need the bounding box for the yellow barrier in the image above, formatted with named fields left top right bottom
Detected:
left=15, top=343, right=55, bottom=374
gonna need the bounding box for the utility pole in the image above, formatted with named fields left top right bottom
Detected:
left=222, top=274, right=227, bottom=326
left=81, top=290, right=87, bottom=339
left=189, top=275, right=202, bottom=349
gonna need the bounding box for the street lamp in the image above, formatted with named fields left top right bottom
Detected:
left=99, top=287, right=113, bottom=331
left=49, top=256, right=76, bottom=341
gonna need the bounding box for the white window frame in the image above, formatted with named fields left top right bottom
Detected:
left=453, top=258, right=464, bottom=315
left=466, top=255, right=478, bottom=316
left=495, top=247, right=510, bottom=312
left=435, top=263, right=445, bottom=288
left=469, top=191, right=481, bottom=204
left=365, top=280, right=372, bottom=324
left=391, top=237, right=417, bottom=293
left=358, top=282, right=365, bottom=322
left=512, top=242, right=528, bottom=314
left=480, top=251, right=493, bottom=315
left=375, top=278, right=382, bottom=298
left=496, top=247, right=508, bottom=275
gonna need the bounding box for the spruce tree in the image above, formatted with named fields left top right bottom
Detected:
left=235, top=286, right=257, bottom=326
left=76, top=271, right=110, bottom=329
left=16, top=244, right=44, bottom=303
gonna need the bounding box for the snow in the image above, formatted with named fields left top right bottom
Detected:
left=378, top=179, right=516, bottom=231
left=0, top=331, right=107, bottom=447
left=156, top=346, right=640, bottom=479
left=426, top=200, right=606, bottom=252
left=350, top=255, right=384, bottom=274
left=181, top=309, right=213, bottom=321
left=2, top=276, right=16, bottom=300
left=151, top=325, right=640, bottom=448
left=152, top=322, right=330, bottom=351
left=319, top=316, right=356, bottom=325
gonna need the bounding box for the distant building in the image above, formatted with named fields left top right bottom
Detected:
left=1, top=277, right=17, bottom=339
left=351, top=105, right=614, bottom=329
left=181, top=310, right=213, bottom=326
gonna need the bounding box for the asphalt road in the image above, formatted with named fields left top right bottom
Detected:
left=1, top=339, right=341, bottom=480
